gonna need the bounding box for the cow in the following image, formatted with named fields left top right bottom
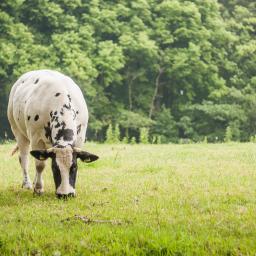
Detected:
left=7, top=70, right=99, bottom=198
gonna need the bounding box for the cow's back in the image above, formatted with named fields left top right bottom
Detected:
left=8, top=70, right=88, bottom=148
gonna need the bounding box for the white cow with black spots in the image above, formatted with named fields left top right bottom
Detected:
left=7, top=70, right=98, bottom=198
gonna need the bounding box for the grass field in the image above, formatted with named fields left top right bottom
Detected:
left=0, top=143, right=256, bottom=255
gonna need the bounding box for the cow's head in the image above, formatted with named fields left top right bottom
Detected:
left=30, top=146, right=98, bottom=198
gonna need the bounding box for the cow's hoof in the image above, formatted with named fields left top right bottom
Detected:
left=22, top=182, right=32, bottom=190
left=34, top=188, right=44, bottom=195
left=56, top=193, right=75, bottom=199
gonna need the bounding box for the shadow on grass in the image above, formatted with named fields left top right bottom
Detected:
left=0, top=187, right=57, bottom=207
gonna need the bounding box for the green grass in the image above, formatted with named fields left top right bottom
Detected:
left=0, top=143, right=256, bottom=255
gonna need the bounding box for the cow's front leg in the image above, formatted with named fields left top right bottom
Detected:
left=33, top=160, right=46, bottom=195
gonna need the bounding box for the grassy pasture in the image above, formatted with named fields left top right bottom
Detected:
left=0, top=143, right=256, bottom=255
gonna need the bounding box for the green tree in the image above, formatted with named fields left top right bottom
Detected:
left=0, top=0, right=255, bottom=143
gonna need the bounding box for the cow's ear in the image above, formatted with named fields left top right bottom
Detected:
left=76, top=151, right=99, bottom=163
left=30, top=150, right=54, bottom=160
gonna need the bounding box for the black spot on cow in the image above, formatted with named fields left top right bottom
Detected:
left=69, top=153, right=77, bottom=188
left=55, top=128, right=74, bottom=141
left=27, top=116, right=31, bottom=121
left=60, top=121, right=66, bottom=129
left=34, top=115, right=39, bottom=121
left=54, top=111, right=57, bottom=115
left=55, top=122, right=61, bottom=128
left=50, top=111, right=53, bottom=117
left=55, top=93, right=61, bottom=97
left=76, top=111, right=79, bottom=115
left=60, top=109, right=64, bottom=115
left=67, top=94, right=71, bottom=102
left=51, top=115, right=59, bottom=123
left=44, top=122, right=52, bottom=143
left=72, top=109, right=76, bottom=120
left=51, top=157, right=61, bottom=190
left=34, top=78, right=39, bottom=84
left=63, top=103, right=71, bottom=110
left=77, top=124, right=81, bottom=135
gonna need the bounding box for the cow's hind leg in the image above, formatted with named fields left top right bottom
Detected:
left=18, top=137, right=32, bottom=189
left=33, top=160, right=46, bottom=195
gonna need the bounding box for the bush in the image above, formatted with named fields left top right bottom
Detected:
left=250, top=135, right=256, bottom=143
left=139, top=128, right=149, bottom=144
left=130, top=137, right=136, bottom=144
left=203, top=136, right=208, bottom=144
left=156, top=135, right=162, bottom=144
left=105, top=124, right=114, bottom=143
left=106, top=123, right=121, bottom=143
left=224, top=126, right=232, bottom=142
left=122, top=136, right=129, bottom=144
left=113, top=124, right=121, bottom=143
left=152, top=135, right=162, bottom=144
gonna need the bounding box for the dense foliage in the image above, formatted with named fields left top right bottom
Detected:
left=0, top=0, right=255, bottom=142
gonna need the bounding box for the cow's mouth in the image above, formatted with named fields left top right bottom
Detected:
left=56, top=192, right=75, bottom=199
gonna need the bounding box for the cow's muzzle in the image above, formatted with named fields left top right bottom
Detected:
left=56, top=192, right=75, bottom=199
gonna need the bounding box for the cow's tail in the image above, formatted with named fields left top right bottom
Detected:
left=11, top=144, right=19, bottom=156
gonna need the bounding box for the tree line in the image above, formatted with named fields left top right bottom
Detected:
left=0, top=0, right=255, bottom=143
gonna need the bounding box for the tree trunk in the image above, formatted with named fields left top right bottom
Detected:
left=128, top=79, right=133, bottom=110
left=149, top=67, right=164, bottom=119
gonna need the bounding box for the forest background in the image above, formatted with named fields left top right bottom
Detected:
left=0, top=0, right=255, bottom=143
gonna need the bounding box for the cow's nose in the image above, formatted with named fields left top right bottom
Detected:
left=56, top=193, right=75, bottom=199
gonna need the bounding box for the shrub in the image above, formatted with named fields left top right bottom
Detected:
left=139, top=127, right=149, bottom=144
left=122, top=136, right=129, bottom=144
left=224, top=126, right=232, bottom=142
left=106, top=123, right=122, bottom=143
left=113, top=124, right=121, bottom=143
left=105, top=124, right=114, bottom=143
left=156, top=135, right=162, bottom=144
left=249, top=135, right=256, bottom=143
left=130, top=137, right=136, bottom=144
